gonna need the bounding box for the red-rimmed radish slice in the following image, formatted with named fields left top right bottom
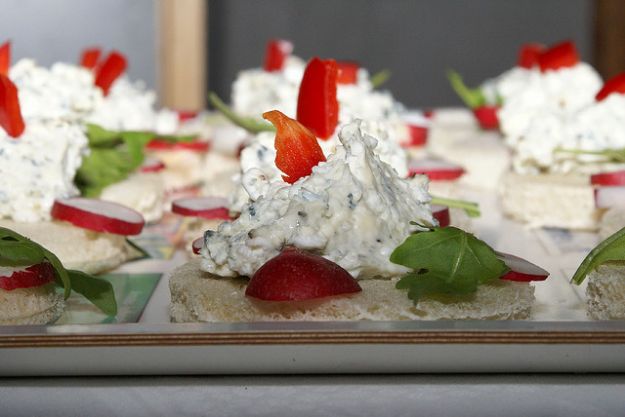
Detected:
left=263, top=39, right=293, bottom=72
left=139, top=157, right=166, bottom=173
left=591, top=170, right=625, bottom=186
left=402, top=112, right=430, bottom=147
left=0, top=41, right=11, bottom=76
left=473, top=105, right=499, bottom=130
left=146, top=138, right=209, bottom=153
left=408, top=158, right=465, bottom=181
left=0, top=262, right=56, bottom=291
left=337, top=61, right=359, bottom=84
left=432, top=205, right=450, bottom=227
left=497, top=252, right=549, bottom=282
left=51, top=198, right=145, bottom=236
left=192, top=237, right=203, bottom=255
left=423, top=109, right=434, bottom=119
left=176, top=110, right=198, bottom=122
left=594, top=186, right=625, bottom=209
left=172, top=196, right=230, bottom=220
left=80, top=47, right=101, bottom=70
left=245, top=247, right=362, bottom=302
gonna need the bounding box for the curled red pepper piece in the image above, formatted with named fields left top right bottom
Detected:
left=595, top=73, right=625, bottom=102
left=296, top=57, right=339, bottom=140
left=538, top=40, right=579, bottom=72
left=263, top=110, right=326, bottom=184
left=517, top=43, right=545, bottom=69
left=80, top=47, right=102, bottom=70
left=263, top=39, right=293, bottom=72
left=0, top=41, right=10, bottom=76
left=94, top=51, right=127, bottom=96
left=337, top=61, right=359, bottom=84
left=0, top=74, right=25, bottom=138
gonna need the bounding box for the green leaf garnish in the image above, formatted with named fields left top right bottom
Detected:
left=571, top=227, right=625, bottom=285
left=555, top=147, right=625, bottom=164
left=446, top=69, right=487, bottom=109
left=390, top=227, right=508, bottom=304
left=430, top=196, right=480, bottom=218
left=370, top=69, right=391, bottom=89
left=207, top=92, right=276, bottom=134
left=67, top=270, right=118, bottom=316
left=0, top=227, right=117, bottom=315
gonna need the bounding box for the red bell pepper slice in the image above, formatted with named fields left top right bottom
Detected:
left=538, top=40, right=579, bottom=72
left=0, top=74, right=25, bottom=138
left=263, top=110, right=326, bottom=184
left=80, top=47, right=102, bottom=70
left=473, top=105, right=499, bottom=130
left=517, top=43, right=545, bottom=69
left=0, top=41, right=10, bottom=76
left=94, top=51, right=127, bottom=96
left=263, top=39, right=293, bottom=72
left=296, top=57, right=339, bottom=140
left=337, top=61, right=359, bottom=84
left=595, top=73, right=625, bottom=102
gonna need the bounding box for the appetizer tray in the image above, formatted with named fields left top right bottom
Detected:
left=0, top=192, right=621, bottom=376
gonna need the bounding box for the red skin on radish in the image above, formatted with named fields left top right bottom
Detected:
left=473, top=105, right=499, bottom=130
left=0, top=263, right=55, bottom=291
left=146, top=138, right=209, bottom=153
left=139, top=158, right=166, bottom=173
left=591, top=170, right=625, bottom=186
left=246, top=247, right=362, bottom=302
left=192, top=237, right=203, bottom=255
left=176, top=110, right=199, bottom=122
left=408, top=158, right=465, bottom=181
left=497, top=252, right=549, bottom=282
left=406, top=124, right=428, bottom=147
left=51, top=198, right=145, bottom=236
left=171, top=196, right=231, bottom=220
left=432, top=205, right=450, bottom=228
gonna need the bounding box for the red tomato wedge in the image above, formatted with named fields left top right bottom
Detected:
left=192, top=237, right=203, bottom=255
left=94, top=51, right=127, bottom=96
left=0, top=263, right=56, bottom=291
left=497, top=252, right=549, bottom=282
left=171, top=196, right=230, bottom=220
left=473, top=105, right=499, bottom=130
left=296, top=57, right=339, bottom=140
left=80, top=47, right=102, bottom=70
left=432, top=205, right=450, bottom=228
left=337, top=61, right=359, bottom=84
left=538, top=40, right=579, bottom=72
left=595, top=73, right=625, bottom=102
left=51, top=198, right=145, bottom=236
left=263, top=110, right=326, bottom=184
left=590, top=170, right=625, bottom=186
left=0, top=74, right=25, bottom=138
left=0, top=41, right=11, bottom=76
left=517, top=43, right=545, bottom=69
left=245, top=247, right=362, bottom=302
left=408, top=158, right=465, bottom=181
left=263, top=39, right=293, bottom=72
left=146, top=138, right=209, bottom=153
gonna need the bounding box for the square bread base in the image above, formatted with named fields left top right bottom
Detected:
left=587, top=264, right=625, bottom=320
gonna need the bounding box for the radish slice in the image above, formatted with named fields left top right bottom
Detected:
left=139, top=157, right=166, bottom=173
left=595, top=186, right=625, bottom=209
left=51, top=198, right=145, bottom=236
left=591, top=170, right=625, bottom=187
left=408, top=158, right=465, bottom=181
left=176, top=110, right=198, bottom=122
left=473, top=105, right=499, bottom=130
left=496, top=252, right=549, bottom=282
left=0, top=263, right=55, bottom=291
left=402, top=112, right=430, bottom=147
left=172, top=196, right=230, bottom=220
left=192, top=237, right=203, bottom=255
left=146, top=138, right=209, bottom=153
left=432, top=205, right=450, bottom=227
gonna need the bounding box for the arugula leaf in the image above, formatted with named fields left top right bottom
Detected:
left=390, top=227, right=508, bottom=304
left=208, top=92, right=276, bottom=134
left=0, top=238, right=46, bottom=267
left=571, top=227, right=625, bottom=285
left=430, top=195, right=480, bottom=218
left=446, top=69, right=486, bottom=109
left=67, top=270, right=117, bottom=316
left=370, top=69, right=391, bottom=89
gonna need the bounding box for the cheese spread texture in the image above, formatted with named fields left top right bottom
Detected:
left=201, top=121, right=434, bottom=279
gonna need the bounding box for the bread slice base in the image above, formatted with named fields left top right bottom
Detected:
left=170, top=260, right=535, bottom=322
left=0, top=284, right=64, bottom=325
left=587, top=263, right=625, bottom=320
left=500, top=172, right=599, bottom=230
